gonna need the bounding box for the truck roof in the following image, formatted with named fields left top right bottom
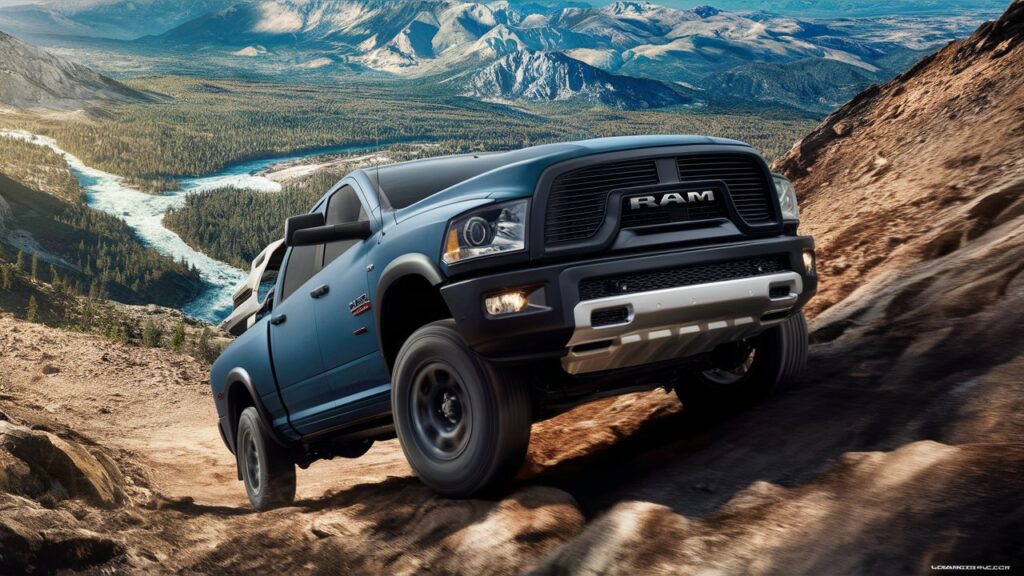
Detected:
left=362, top=135, right=748, bottom=210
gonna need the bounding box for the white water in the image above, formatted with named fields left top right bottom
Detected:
left=1, top=130, right=370, bottom=324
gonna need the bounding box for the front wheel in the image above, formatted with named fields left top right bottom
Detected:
left=675, top=311, right=808, bottom=415
left=237, top=407, right=296, bottom=511
left=392, top=320, right=531, bottom=497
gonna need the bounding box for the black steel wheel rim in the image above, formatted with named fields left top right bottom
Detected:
left=241, top=428, right=261, bottom=494
left=410, top=361, right=472, bottom=461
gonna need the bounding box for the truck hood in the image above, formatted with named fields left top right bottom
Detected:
left=393, top=135, right=751, bottom=222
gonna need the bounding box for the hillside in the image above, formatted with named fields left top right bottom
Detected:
left=0, top=30, right=149, bottom=110
left=773, top=0, right=1024, bottom=326
left=703, top=58, right=883, bottom=113
left=464, top=49, right=693, bottom=108
left=0, top=134, right=202, bottom=308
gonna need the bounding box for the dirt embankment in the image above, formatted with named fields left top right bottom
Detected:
left=2, top=2, right=1024, bottom=574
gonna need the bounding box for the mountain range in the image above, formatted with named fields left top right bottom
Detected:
left=136, top=0, right=973, bottom=110
left=0, top=0, right=1005, bottom=110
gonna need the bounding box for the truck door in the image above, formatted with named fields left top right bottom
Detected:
left=312, top=184, right=390, bottom=417
left=268, top=231, right=333, bottom=434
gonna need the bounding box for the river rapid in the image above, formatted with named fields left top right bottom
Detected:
left=1, top=130, right=370, bottom=323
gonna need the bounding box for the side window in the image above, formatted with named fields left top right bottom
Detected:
left=323, top=185, right=369, bottom=266
left=280, top=244, right=318, bottom=303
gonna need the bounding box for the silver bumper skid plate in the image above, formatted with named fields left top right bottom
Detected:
left=563, top=272, right=804, bottom=374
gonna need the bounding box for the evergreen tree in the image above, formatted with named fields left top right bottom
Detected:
left=171, top=320, right=186, bottom=352
left=1, top=265, right=11, bottom=290
left=15, top=250, right=25, bottom=272
left=26, top=295, right=38, bottom=322
left=30, top=253, right=39, bottom=281
left=142, top=319, right=161, bottom=347
left=197, top=327, right=215, bottom=362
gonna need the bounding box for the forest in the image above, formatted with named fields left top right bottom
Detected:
left=0, top=136, right=202, bottom=307
left=2, top=76, right=817, bottom=193
left=164, top=173, right=342, bottom=268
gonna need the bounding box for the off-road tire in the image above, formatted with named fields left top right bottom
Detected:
left=237, top=407, right=296, bottom=511
left=675, top=311, right=808, bottom=416
left=392, top=319, right=531, bottom=497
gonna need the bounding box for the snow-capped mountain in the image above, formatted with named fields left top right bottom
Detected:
left=0, top=0, right=991, bottom=110
left=465, top=49, right=693, bottom=108
left=149, top=1, right=935, bottom=77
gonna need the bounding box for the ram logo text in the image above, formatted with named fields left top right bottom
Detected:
left=629, top=190, right=716, bottom=210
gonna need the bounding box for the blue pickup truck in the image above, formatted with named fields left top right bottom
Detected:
left=210, top=136, right=817, bottom=510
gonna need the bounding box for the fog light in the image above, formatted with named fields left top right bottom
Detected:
left=802, top=250, right=816, bottom=273
left=485, top=291, right=528, bottom=316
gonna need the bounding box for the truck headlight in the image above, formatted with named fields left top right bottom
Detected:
left=772, top=175, right=800, bottom=222
left=442, top=199, right=528, bottom=265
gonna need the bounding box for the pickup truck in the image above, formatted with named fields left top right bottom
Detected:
left=210, top=136, right=817, bottom=510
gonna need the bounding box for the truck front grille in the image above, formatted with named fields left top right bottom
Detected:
left=676, top=154, right=774, bottom=224
left=544, top=159, right=659, bottom=244
left=543, top=153, right=776, bottom=248
left=578, top=256, right=789, bottom=301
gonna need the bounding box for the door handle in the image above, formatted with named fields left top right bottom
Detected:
left=270, top=314, right=287, bottom=325
left=310, top=284, right=330, bottom=299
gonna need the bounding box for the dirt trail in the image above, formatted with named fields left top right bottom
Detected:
left=1, top=296, right=1022, bottom=574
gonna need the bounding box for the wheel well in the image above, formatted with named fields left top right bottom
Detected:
left=380, top=274, right=452, bottom=372
left=226, top=382, right=255, bottom=449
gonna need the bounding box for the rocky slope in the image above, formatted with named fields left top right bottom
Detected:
left=773, top=0, right=1024, bottom=326
left=0, top=30, right=149, bottom=109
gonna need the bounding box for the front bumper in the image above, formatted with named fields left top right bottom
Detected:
left=440, top=235, right=816, bottom=374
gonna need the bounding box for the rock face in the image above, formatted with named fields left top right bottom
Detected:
left=465, top=49, right=692, bottom=108
left=0, top=30, right=149, bottom=109
left=773, top=0, right=1024, bottom=327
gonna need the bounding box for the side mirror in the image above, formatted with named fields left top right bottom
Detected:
left=286, top=219, right=373, bottom=247
left=284, top=213, right=325, bottom=246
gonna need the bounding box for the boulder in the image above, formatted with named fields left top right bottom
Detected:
left=0, top=420, right=125, bottom=507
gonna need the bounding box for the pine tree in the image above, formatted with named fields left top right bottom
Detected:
left=142, top=319, right=161, bottom=347
left=1, top=265, right=11, bottom=290
left=15, top=250, right=25, bottom=272
left=26, top=295, right=38, bottom=323
left=30, top=253, right=39, bottom=281
left=171, top=320, right=186, bottom=352
left=197, top=327, right=213, bottom=362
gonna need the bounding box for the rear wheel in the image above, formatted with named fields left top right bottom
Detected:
left=392, top=320, right=531, bottom=497
left=237, top=407, right=296, bottom=511
left=675, top=312, right=808, bottom=415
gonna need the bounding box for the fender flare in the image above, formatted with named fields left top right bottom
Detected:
left=374, top=253, right=445, bottom=368
left=223, top=367, right=292, bottom=452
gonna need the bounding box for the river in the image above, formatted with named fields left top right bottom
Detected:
left=1, top=130, right=375, bottom=324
